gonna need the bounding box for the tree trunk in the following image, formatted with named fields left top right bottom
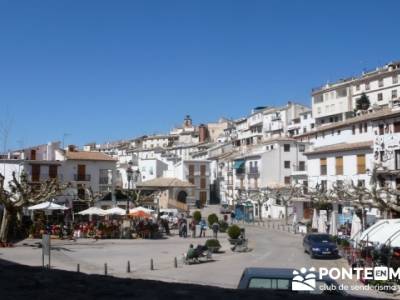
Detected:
left=0, top=208, right=11, bottom=243
left=284, top=203, right=288, bottom=225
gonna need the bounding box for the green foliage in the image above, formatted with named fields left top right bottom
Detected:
left=356, top=93, right=370, bottom=111
left=207, top=213, right=218, bottom=227
left=227, top=225, right=241, bottom=239
left=218, top=220, right=229, bottom=233
left=205, top=239, right=221, bottom=248
left=193, top=211, right=202, bottom=223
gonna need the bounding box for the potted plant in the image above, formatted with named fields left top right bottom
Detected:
left=193, top=211, right=202, bottom=224
left=227, top=225, right=241, bottom=245
left=218, top=220, right=228, bottom=233
left=207, top=213, right=218, bottom=228
left=205, top=239, right=221, bottom=253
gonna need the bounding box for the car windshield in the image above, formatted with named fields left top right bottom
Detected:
left=309, top=234, right=333, bottom=243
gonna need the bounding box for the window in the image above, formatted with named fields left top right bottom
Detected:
left=320, top=158, right=327, bottom=175
left=284, top=176, right=291, bottom=185
left=200, top=178, right=206, bottom=189
left=299, top=161, right=305, bottom=171
left=364, top=123, right=368, bottom=132
left=394, top=122, right=400, bottom=133
left=365, top=82, right=370, bottom=90
left=379, top=124, right=384, bottom=135
left=200, top=165, right=206, bottom=176
left=299, top=144, right=305, bottom=152
left=248, top=278, right=290, bottom=290
left=188, top=164, right=194, bottom=176
left=283, top=144, right=290, bottom=152
left=359, top=123, right=363, bottom=133
left=393, top=76, right=398, bottom=84
left=335, top=156, right=343, bottom=175
left=284, top=161, right=290, bottom=169
left=395, top=150, right=400, bottom=170
left=352, top=125, right=356, bottom=135
left=321, top=180, right=327, bottom=192
left=31, top=164, right=40, bottom=182
left=392, top=90, right=398, bottom=99
left=378, top=78, right=384, bottom=87
left=377, top=93, right=383, bottom=101
left=357, top=154, right=366, bottom=174
left=49, top=165, right=58, bottom=179
left=356, top=84, right=360, bottom=91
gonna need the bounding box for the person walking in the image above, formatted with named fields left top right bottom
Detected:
left=212, top=222, right=220, bottom=239
left=199, top=218, right=206, bottom=238
left=190, top=219, right=196, bottom=238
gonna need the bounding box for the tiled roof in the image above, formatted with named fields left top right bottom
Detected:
left=66, top=151, right=117, bottom=161
left=297, top=108, right=400, bottom=138
left=136, top=177, right=195, bottom=188
left=304, top=141, right=373, bottom=155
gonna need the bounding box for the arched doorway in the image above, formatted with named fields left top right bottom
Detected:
left=177, top=190, right=187, bottom=203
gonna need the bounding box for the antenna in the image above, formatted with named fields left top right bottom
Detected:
left=62, top=133, right=71, bottom=149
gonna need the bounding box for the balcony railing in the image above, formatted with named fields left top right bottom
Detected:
left=99, top=177, right=112, bottom=185
left=235, top=168, right=245, bottom=176
left=247, top=168, right=259, bottom=175
left=74, top=174, right=91, bottom=181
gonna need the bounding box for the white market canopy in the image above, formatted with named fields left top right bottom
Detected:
left=104, top=207, right=126, bottom=216
left=359, top=219, right=400, bottom=247
left=77, top=207, right=107, bottom=216
left=129, top=206, right=155, bottom=214
left=28, top=201, right=69, bottom=211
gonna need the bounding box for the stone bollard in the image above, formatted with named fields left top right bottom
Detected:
left=127, top=261, right=131, bottom=273
left=150, top=258, right=154, bottom=271
left=77, top=264, right=80, bottom=273
left=104, top=263, right=108, bottom=276
left=174, top=257, right=178, bottom=268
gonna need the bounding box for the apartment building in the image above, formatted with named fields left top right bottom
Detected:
left=312, top=61, right=400, bottom=126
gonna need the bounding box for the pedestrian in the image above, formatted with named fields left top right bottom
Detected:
left=190, top=219, right=196, bottom=238
left=181, top=219, right=188, bottom=238
left=212, top=222, right=220, bottom=239
left=199, top=218, right=206, bottom=238
left=230, top=212, right=235, bottom=224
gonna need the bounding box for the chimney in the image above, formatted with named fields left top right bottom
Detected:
left=68, top=145, right=76, bottom=152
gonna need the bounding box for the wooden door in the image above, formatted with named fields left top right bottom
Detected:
left=31, top=165, right=40, bottom=182
left=78, top=165, right=86, bottom=180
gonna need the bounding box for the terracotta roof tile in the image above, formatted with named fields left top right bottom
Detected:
left=304, top=141, right=373, bottom=155
left=66, top=151, right=117, bottom=161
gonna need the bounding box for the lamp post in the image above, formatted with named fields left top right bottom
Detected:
left=126, top=161, right=134, bottom=214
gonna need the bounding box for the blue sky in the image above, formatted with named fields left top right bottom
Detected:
left=0, top=0, right=399, bottom=150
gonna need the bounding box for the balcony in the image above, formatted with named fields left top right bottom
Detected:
left=30, top=174, right=63, bottom=182
left=74, top=174, right=91, bottom=181
left=235, top=168, right=246, bottom=176
left=247, top=168, right=260, bottom=176
left=99, top=177, right=112, bottom=185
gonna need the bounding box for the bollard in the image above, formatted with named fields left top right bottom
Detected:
left=104, top=263, right=108, bottom=276
left=150, top=258, right=154, bottom=271
left=127, top=261, right=131, bottom=273
left=77, top=264, right=80, bottom=273
left=174, top=257, right=178, bottom=268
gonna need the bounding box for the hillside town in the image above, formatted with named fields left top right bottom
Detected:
left=1, top=61, right=400, bottom=298
left=2, top=61, right=400, bottom=222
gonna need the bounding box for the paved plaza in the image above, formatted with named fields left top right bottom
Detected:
left=0, top=224, right=396, bottom=299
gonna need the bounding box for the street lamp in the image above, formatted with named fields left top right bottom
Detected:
left=126, top=161, right=134, bottom=214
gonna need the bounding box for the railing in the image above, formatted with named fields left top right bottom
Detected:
left=74, top=174, right=91, bottom=181
left=247, top=168, right=259, bottom=175
left=235, top=169, right=245, bottom=175
left=99, top=177, right=112, bottom=185
left=30, top=174, right=63, bottom=182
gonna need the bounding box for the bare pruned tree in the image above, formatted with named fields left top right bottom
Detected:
left=0, top=171, right=67, bottom=243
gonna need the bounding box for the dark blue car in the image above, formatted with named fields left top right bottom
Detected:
left=303, top=233, right=339, bottom=258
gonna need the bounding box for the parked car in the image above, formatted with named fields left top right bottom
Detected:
left=303, top=233, right=339, bottom=258
left=220, top=203, right=231, bottom=214
left=237, top=268, right=344, bottom=295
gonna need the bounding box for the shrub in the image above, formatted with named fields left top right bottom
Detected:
left=205, top=239, right=221, bottom=249
left=208, top=213, right=218, bottom=227
left=193, top=211, right=202, bottom=223
left=218, top=220, right=229, bottom=233
left=227, top=225, right=241, bottom=239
